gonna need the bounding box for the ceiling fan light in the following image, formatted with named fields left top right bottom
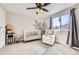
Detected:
left=36, top=8, right=43, bottom=14
left=40, top=9, right=43, bottom=13
left=37, top=8, right=40, bottom=12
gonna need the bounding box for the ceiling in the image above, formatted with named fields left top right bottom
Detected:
left=0, top=3, right=77, bottom=19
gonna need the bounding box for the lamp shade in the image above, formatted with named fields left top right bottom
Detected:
left=6, top=24, right=14, bottom=30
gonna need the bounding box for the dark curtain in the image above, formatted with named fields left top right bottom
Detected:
left=50, top=17, right=52, bottom=29
left=67, top=8, right=79, bottom=47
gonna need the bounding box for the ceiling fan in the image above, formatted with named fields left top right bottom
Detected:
left=26, top=3, right=51, bottom=14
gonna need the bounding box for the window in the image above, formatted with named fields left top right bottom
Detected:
left=61, top=14, right=70, bottom=29
left=52, top=17, right=60, bottom=30
left=51, top=13, right=70, bottom=31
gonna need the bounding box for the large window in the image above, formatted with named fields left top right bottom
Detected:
left=51, top=13, right=70, bottom=31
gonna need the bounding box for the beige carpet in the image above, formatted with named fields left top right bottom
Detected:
left=0, top=40, right=79, bottom=55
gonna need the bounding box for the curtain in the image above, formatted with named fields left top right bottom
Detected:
left=50, top=17, right=52, bottom=29
left=67, top=8, right=79, bottom=47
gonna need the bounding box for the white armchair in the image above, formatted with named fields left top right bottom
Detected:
left=42, top=29, right=55, bottom=45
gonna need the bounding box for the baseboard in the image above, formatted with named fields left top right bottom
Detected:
left=15, top=39, right=41, bottom=43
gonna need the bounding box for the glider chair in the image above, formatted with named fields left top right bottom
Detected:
left=42, top=29, right=55, bottom=45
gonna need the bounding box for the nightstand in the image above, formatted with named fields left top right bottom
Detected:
left=6, top=33, right=15, bottom=45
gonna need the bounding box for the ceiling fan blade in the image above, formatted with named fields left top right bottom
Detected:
left=39, top=3, right=43, bottom=6
left=35, top=3, right=39, bottom=7
left=27, top=7, right=37, bottom=9
left=43, top=3, right=51, bottom=7
left=41, top=8, right=48, bottom=12
left=35, top=3, right=43, bottom=7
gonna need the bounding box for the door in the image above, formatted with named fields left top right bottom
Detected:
left=0, top=9, right=5, bottom=48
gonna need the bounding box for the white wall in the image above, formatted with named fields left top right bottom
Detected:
left=43, top=17, right=50, bottom=29
left=75, top=4, right=79, bottom=30
left=6, top=12, right=43, bottom=40
left=75, top=4, right=79, bottom=38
